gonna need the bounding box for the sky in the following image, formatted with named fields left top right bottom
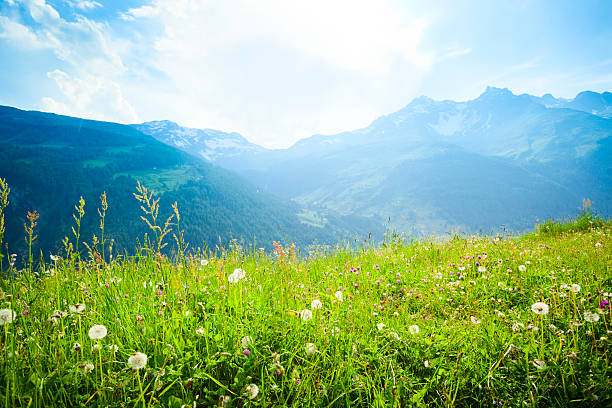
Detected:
left=1, top=0, right=611, bottom=148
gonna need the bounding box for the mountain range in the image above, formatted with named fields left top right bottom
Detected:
left=0, top=87, right=610, bottom=260
left=0, top=106, right=379, bottom=261
left=135, top=87, right=612, bottom=235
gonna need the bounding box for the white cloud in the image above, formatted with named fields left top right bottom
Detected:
left=0, top=15, right=49, bottom=48
left=20, top=0, right=61, bottom=24
left=74, top=1, right=103, bottom=11
left=117, top=0, right=432, bottom=147
left=43, top=69, right=139, bottom=123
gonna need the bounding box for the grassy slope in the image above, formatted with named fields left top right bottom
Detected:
left=0, top=217, right=610, bottom=407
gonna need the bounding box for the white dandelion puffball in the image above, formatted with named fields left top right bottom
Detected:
left=245, top=383, right=259, bottom=400
left=470, top=316, right=481, bottom=325
left=196, top=327, right=205, bottom=336
left=570, top=284, right=581, bottom=293
left=311, top=299, right=323, bottom=310
left=228, top=268, right=246, bottom=284
left=584, top=311, right=600, bottom=323
left=241, top=336, right=253, bottom=348
left=518, top=265, right=527, bottom=272
left=128, top=352, right=148, bottom=370
left=80, top=361, right=94, bottom=374
left=300, top=309, right=313, bottom=321
left=305, top=342, right=317, bottom=356
left=88, top=325, right=107, bottom=340
left=390, top=331, right=400, bottom=341
left=531, top=302, right=549, bottom=315
left=334, top=291, right=343, bottom=301
left=377, top=322, right=385, bottom=331
left=0, top=309, right=16, bottom=325
left=409, top=325, right=420, bottom=335
left=69, top=303, right=86, bottom=314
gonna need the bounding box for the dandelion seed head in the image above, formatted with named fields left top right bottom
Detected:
left=531, top=302, right=549, bottom=315
left=88, top=324, right=107, bottom=340
left=128, top=352, right=147, bottom=370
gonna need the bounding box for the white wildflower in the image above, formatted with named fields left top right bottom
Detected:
left=241, top=336, right=253, bottom=348
left=69, top=303, right=86, bottom=314
left=196, top=327, right=205, bottom=336
left=305, top=342, right=317, bottom=356
left=0, top=309, right=16, bottom=325
left=570, top=284, right=581, bottom=293
left=80, top=361, right=94, bottom=374
left=311, top=299, right=323, bottom=310
left=300, top=309, right=313, bottom=321
left=584, top=311, right=600, bottom=323
left=88, top=324, right=107, bottom=340
left=200, top=259, right=209, bottom=266
left=228, top=268, right=246, bottom=283
left=334, top=291, right=343, bottom=301
left=245, top=383, right=259, bottom=400
left=518, top=265, right=527, bottom=272
left=377, top=322, right=385, bottom=331
left=531, top=302, right=549, bottom=315
left=128, top=352, right=147, bottom=370
left=409, top=325, right=420, bottom=335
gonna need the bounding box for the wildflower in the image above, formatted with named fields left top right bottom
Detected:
left=584, top=311, right=600, bottom=323
left=243, top=349, right=251, bottom=356
left=244, top=383, right=259, bottom=400
left=531, top=302, right=549, bottom=315
left=311, top=299, right=323, bottom=310
left=305, top=343, right=317, bottom=356
left=80, top=361, right=95, bottom=374
left=228, top=268, right=246, bottom=283
left=570, top=284, right=581, bottom=293
left=424, top=360, right=431, bottom=368
left=88, top=324, right=107, bottom=340
left=478, top=266, right=486, bottom=273
left=518, top=265, right=526, bottom=272
left=300, top=309, right=313, bottom=321
left=50, top=310, right=67, bottom=319
left=200, top=259, right=209, bottom=266
left=409, top=325, right=420, bottom=335
left=595, top=242, right=602, bottom=248
left=0, top=309, right=16, bottom=325
left=73, top=343, right=81, bottom=352
left=50, top=254, right=60, bottom=262
left=241, top=336, right=253, bottom=348
left=377, top=322, right=385, bottom=330
left=532, top=359, right=547, bottom=370
left=389, top=331, right=400, bottom=341
left=69, top=303, right=86, bottom=314
left=108, top=344, right=119, bottom=353
left=128, top=352, right=148, bottom=370
left=334, top=291, right=343, bottom=301
left=196, top=327, right=205, bottom=336
left=600, top=299, right=610, bottom=309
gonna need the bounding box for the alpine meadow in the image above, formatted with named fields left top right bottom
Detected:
left=1, top=1, right=612, bottom=407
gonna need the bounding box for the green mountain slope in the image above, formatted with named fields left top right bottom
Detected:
left=0, top=106, right=381, bottom=261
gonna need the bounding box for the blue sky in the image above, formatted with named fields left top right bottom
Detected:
left=1, top=0, right=611, bottom=148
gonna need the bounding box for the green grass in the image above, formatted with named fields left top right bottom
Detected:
left=0, top=213, right=610, bottom=407
left=535, top=210, right=609, bottom=236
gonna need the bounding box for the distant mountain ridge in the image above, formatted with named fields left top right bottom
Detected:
left=0, top=106, right=381, bottom=260
left=135, top=87, right=612, bottom=235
